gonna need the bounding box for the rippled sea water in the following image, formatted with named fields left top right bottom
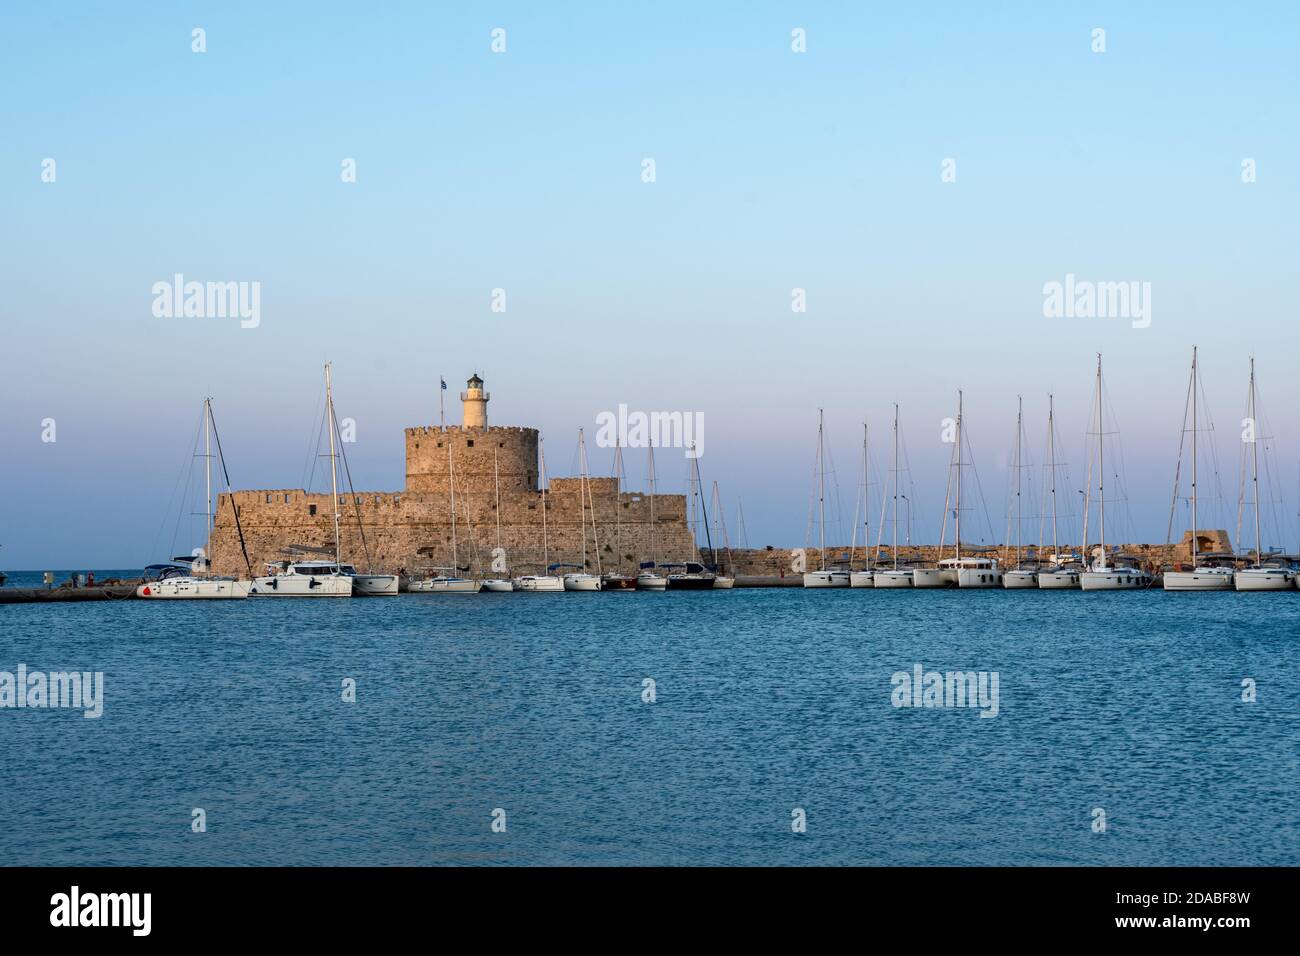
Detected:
left=2, top=571, right=1296, bottom=866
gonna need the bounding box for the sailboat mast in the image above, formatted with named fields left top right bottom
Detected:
left=540, top=439, right=550, bottom=570
left=614, top=441, right=623, bottom=573
left=817, top=408, right=826, bottom=571
left=955, top=391, right=963, bottom=561
left=861, top=422, right=869, bottom=568
left=204, top=398, right=213, bottom=535
left=1015, top=395, right=1022, bottom=566
left=447, top=432, right=458, bottom=569
left=494, top=448, right=502, bottom=551
left=1048, top=394, right=1059, bottom=557
left=1097, top=355, right=1105, bottom=563
left=893, top=404, right=899, bottom=570
left=1249, top=357, right=1261, bottom=564
left=648, top=444, right=658, bottom=569
left=578, top=429, right=588, bottom=569
left=1190, top=346, right=1199, bottom=563
left=325, top=364, right=342, bottom=569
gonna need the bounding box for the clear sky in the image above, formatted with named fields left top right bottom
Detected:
left=2, top=2, right=1298, bottom=567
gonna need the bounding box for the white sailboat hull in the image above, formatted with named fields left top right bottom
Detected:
left=873, top=570, right=913, bottom=588
left=711, top=576, right=735, bottom=589
left=1037, top=570, right=1081, bottom=589
left=1080, top=569, right=1152, bottom=591
left=411, top=577, right=480, bottom=593
left=250, top=574, right=353, bottom=596
left=563, top=574, right=602, bottom=591
left=514, top=575, right=564, bottom=592
left=1232, top=569, right=1294, bottom=591
left=352, top=574, right=399, bottom=596
left=849, top=570, right=875, bottom=588
left=1163, top=570, right=1234, bottom=591
left=803, top=570, right=850, bottom=588
left=957, top=568, right=1004, bottom=588
left=1002, top=570, right=1038, bottom=589
left=137, top=578, right=251, bottom=599
left=481, top=578, right=515, bottom=592
left=635, top=573, right=668, bottom=590
left=911, top=568, right=949, bottom=588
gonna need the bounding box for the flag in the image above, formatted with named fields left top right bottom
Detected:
left=440, top=378, right=447, bottom=390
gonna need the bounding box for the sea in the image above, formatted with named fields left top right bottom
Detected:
left=1, top=569, right=1296, bottom=866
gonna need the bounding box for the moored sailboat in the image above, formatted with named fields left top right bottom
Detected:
left=635, top=444, right=669, bottom=590
left=1233, top=358, right=1293, bottom=591
left=1037, top=395, right=1081, bottom=589
left=251, top=367, right=353, bottom=596
left=138, top=397, right=254, bottom=599
left=803, top=409, right=850, bottom=588
left=873, top=405, right=914, bottom=588
left=600, top=440, right=637, bottom=590
left=480, top=448, right=515, bottom=591
left=409, top=408, right=480, bottom=593
left=1003, top=397, right=1038, bottom=588
left=1079, top=355, right=1154, bottom=591
left=513, top=437, right=565, bottom=591
left=848, top=422, right=874, bottom=587
left=1164, top=347, right=1232, bottom=591
left=563, top=428, right=603, bottom=591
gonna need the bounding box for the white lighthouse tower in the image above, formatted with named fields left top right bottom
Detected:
left=461, top=373, right=489, bottom=428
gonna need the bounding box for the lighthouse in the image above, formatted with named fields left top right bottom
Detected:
left=461, top=373, right=489, bottom=427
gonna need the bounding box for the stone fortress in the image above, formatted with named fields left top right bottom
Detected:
left=208, top=375, right=698, bottom=576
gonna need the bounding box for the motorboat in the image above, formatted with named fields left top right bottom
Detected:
left=665, top=561, right=716, bottom=590
left=635, top=568, right=668, bottom=590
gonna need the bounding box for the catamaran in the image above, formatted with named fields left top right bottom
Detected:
left=1037, top=395, right=1082, bottom=588
left=513, top=438, right=564, bottom=591
left=1080, top=355, right=1154, bottom=590
left=1233, top=358, right=1294, bottom=590
left=1164, top=347, right=1233, bottom=591
left=251, top=367, right=353, bottom=597
left=138, top=398, right=254, bottom=599
left=804, top=409, right=850, bottom=587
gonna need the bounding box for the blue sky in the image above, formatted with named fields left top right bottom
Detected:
left=2, top=2, right=1298, bottom=566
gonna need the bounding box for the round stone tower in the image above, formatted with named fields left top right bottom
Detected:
left=405, top=373, right=538, bottom=494
left=461, top=373, right=489, bottom=427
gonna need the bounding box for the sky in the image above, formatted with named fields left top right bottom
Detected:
left=2, top=1, right=1298, bottom=567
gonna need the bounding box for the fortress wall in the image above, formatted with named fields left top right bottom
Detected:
left=207, top=487, right=698, bottom=576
